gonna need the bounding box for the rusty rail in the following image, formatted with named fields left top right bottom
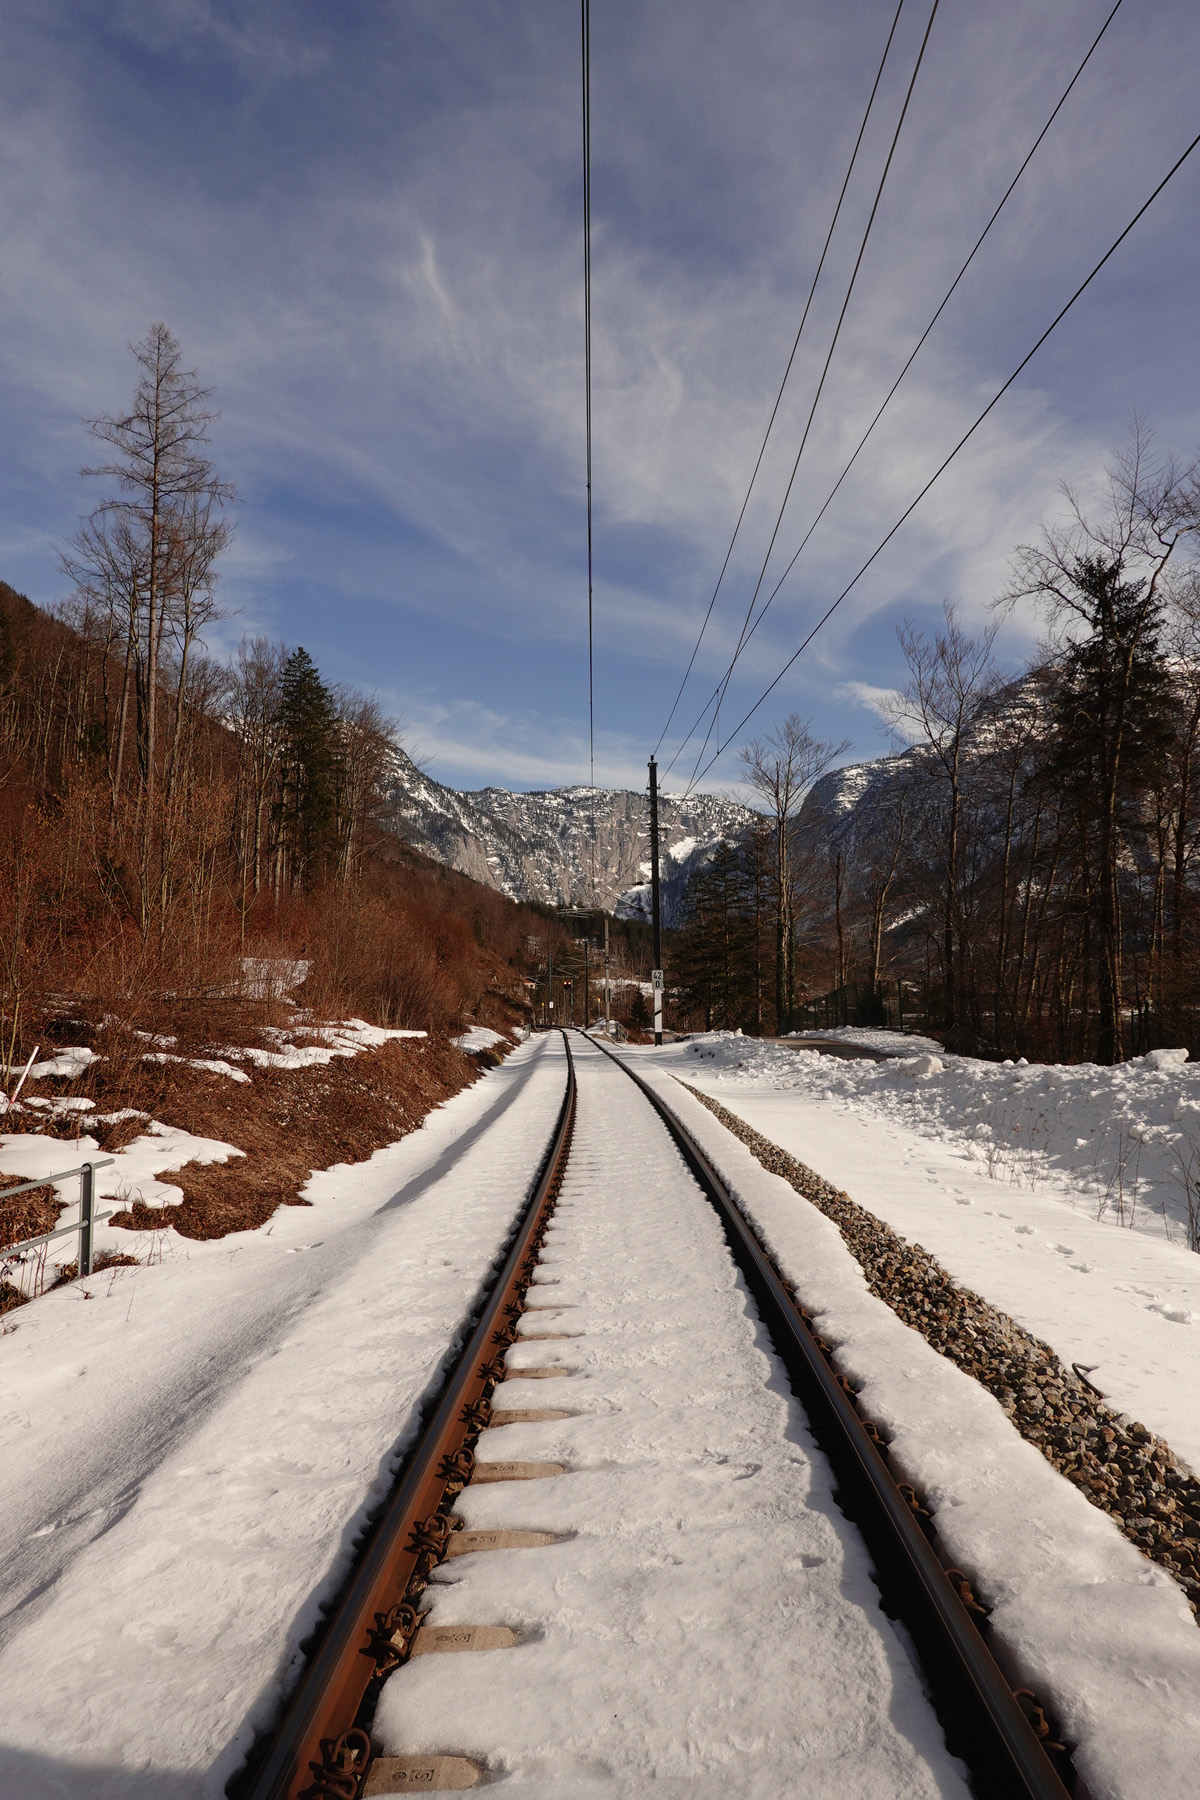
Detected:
left=595, top=1036, right=1074, bottom=1800
left=236, top=1035, right=576, bottom=1800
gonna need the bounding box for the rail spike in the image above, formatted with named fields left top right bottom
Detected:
left=298, top=1727, right=371, bottom=1800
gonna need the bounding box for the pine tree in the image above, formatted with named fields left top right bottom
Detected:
left=277, top=647, right=339, bottom=888
left=1048, top=556, right=1176, bottom=1061
left=673, top=839, right=755, bottom=1031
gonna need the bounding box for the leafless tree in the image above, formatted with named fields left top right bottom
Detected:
left=740, top=713, right=847, bottom=1028
left=73, top=323, right=234, bottom=822
left=886, top=602, right=998, bottom=1029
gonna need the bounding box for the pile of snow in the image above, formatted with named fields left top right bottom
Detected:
left=788, top=1025, right=944, bottom=1054
left=24, top=1047, right=99, bottom=1080
left=452, top=1026, right=509, bottom=1054
left=683, top=1033, right=1200, bottom=1248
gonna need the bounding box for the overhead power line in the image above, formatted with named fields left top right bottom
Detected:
left=685, top=117, right=1200, bottom=794
left=669, top=0, right=942, bottom=783
left=581, top=0, right=596, bottom=891
left=677, top=0, right=1129, bottom=727
left=652, top=0, right=909, bottom=760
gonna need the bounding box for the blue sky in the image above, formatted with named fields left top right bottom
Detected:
left=3, top=0, right=1200, bottom=798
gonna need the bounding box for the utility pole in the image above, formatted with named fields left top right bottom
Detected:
left=649, top=755, right=663, bottom=1046
left=583, top=936, right=590, bottom=1030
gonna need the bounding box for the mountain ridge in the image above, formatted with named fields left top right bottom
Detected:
left=385, top=748, right=759, bottom=924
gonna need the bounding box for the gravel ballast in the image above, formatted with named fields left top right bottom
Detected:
left=678, top=1078, right=1200, bottom=1616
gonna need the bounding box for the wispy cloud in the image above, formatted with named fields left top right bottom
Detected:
left=3, top=0, right=1199, bottom=790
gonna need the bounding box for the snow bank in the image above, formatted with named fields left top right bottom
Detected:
left=789, top=1024, right=943, bottom=1054
left=683, top=1032, right=1200, bottom=1248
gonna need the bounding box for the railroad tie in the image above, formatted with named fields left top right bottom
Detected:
left=445, top=1528, right=563, bottom=1557
left=362, top=1754, right=481, bottom=1794
left=470, top=1460, right=565, bottom=1483
left=410, top=1624, right=517, bottom=1655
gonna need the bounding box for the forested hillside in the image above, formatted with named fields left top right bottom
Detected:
left=0, top=331, right=582, bottom=1086
left=670, top=432, right=1200, bottom=1064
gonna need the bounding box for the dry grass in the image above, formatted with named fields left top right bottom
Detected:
left=107, top=1035, right=479, bottom=1240
left=4, top=988, right=505, bottom=1247
left=0, top=1175, right=57, bottom=1252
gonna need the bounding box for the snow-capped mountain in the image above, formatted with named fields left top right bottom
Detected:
left=385, top=749, right=758, bottom=923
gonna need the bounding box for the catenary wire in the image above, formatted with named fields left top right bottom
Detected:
left=670, top=0, right=943, bottom=784
left=651, top=0, right=908, bottom=760
left=684, top=118, right=1200, bottom=794
left=582, top=0, right=596, bottom=894
left=672, top=0, right=1128, bottom=740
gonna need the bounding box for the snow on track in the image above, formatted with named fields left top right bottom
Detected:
left=374, top=1036, right=970, bottom=1798
left=0, top=1035, right=569, bottom=1800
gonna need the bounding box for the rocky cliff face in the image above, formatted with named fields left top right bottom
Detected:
left=385, top=750, right=758, bottom=924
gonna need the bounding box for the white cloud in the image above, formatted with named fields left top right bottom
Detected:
left=3, top=0, right=1200, bottom=789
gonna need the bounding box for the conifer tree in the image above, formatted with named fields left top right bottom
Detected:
left=278, top=646, right=339, bottom=887
left=674, top=839, right=755, bottom=1030
left=1047, top=557, right=1175, bottom=1061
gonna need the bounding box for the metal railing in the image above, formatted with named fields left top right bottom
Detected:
left=1, top=1158, right=117, bottom=1279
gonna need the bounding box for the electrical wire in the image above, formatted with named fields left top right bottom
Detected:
left=671, top=0, right=943, bottom=784
left=582, top=0, right=596, bottom=894
left=673, top=0, right=1128, bottom=735
left=652, top=0, right=908, bottom=760
left=685, top=118, right=1200, bottom=794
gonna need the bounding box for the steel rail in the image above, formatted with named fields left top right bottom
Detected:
left=593, top=1036, right=1074, bottom=1800
left=237, top=1035, right=577, bottom=1800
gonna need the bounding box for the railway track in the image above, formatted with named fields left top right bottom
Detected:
left=236, top=1031, right=1075, bottom=1800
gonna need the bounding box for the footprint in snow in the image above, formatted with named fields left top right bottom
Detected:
left=1014, top=1225, right=1035, bottom=1235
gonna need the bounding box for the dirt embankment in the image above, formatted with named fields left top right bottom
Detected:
left=108, top=1036, right=480, bottom=1240
left=2, top=1000, right=506, bottom=1252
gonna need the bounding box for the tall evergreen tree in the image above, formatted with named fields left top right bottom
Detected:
left=1048, top=556, right=1175, bottom=1061
left=673, top=839, right=755, bottom=1031
left=277, top=646, right=339, bottom=887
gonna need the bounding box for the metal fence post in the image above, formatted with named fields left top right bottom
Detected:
left=79, top=1163, right=95, bottom=1279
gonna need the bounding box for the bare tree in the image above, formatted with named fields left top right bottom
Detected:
left=76, top=323, right=234, bottom=817
left=739, top=713, right=847, bottom=1029
left=886, top=602, right=998, bottom=1030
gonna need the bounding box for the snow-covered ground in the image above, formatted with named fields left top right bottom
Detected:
left=665, top=1032, right=1200, bottom=1473
left=375, top=1038, right=969, bottom=1798
left=5, top=1023, right=1200, bottom=1797
left=0, top=1036, right=568, bottom=1799
left=621, top=1045, right=1200, bottom=1800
